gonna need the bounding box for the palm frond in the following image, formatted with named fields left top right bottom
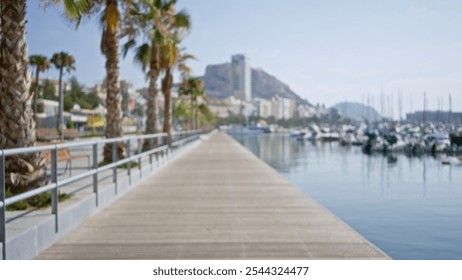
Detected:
left=174, top=10, right=191, bottom=29
left=122, top=38, right=137, bottom=58
left=134, top=43, right=151, bottom=72
left=63, top=0, right=90, bottom=19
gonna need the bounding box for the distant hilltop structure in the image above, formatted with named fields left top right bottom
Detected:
left=201, top=54, right=330, bottom=120
left=231, top=54, right=252, bottom=102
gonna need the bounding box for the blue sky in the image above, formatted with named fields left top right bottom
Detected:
left=26, top=0, right=462, bottom=116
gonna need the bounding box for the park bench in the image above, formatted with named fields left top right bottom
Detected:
left=41, top=146, right=91, bottom=177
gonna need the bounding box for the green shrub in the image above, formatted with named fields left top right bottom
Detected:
left=4, top=188, right=71, bottom=211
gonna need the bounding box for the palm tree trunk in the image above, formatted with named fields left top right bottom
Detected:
left=0, top=0, right=47, bottom=192
left=102, top=0, right=124, bottom=162
left=33, top=68, right=40, bottom=123
left=56, top=67, right=64, bottom=141
left=143, top=40, right=160, bottom=150
left=162, top=68, right=173, bottom=143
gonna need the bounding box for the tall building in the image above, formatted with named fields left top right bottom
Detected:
left=231, top=54, right=252, bottom=102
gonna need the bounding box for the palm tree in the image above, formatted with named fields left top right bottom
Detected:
left=179, top=77, right=205, bottom=130
left=51, top=0, right=129, bottom=161
left=123, top=0, right=171, bottom=146
left=0, top=1, right=89, bottom=192
left=100, top=0, right=127, bottom=161
left=51, top=52, right=75, bottom=141
left=158, top=4, right=191, bottom=142
left=29, top=55, right=51, bottom=121
left=159, top=41, right=177, bottom=142
left=0, top=0, right=47, bottom=191
left=124, top=0, right=192, bottom=140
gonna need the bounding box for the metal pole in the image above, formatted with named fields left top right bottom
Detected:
left=60, top=86, right=65, bottom=142
left=92, top=143, right=98, bottom=207
left=0, top=151, right=6, bottom=260
left=112, top=142, right=118, bottom=194
left=149, top=138, right=153, bottom=171
left=168, top=135, right=171, bottom=160
left=138, top=139, right=142, bottom=178
left=51, top=147, right=59, bottom=233
left=126, top=139, right=131, bottom=186
left=156, top=136, right=160, bottom=167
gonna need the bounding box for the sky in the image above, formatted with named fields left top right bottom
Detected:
left=26, top=0, right=462, bottom=118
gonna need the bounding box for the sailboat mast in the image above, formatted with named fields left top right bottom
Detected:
left=398, top=89, right=403, bottom=122
left=423, top=92, right=426, bottom=123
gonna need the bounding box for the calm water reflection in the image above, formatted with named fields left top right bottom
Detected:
left=232, top=133, right=462, bottom=260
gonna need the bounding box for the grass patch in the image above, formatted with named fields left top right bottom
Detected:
left=5, top=188, right=71, bottom=211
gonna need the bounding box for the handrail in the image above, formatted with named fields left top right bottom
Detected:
left=5, top=183, right=57, bottom=206
left=0, top=130, right=200, bottom=260
left=1, top=131, right=200, bottom=156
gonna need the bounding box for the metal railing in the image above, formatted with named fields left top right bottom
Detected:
left=0, top=130, right=200, bottom=260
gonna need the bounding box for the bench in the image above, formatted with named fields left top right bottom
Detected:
left=42, top=147, right=91, bottom=177
left=37, top=128, right=81, bottom=141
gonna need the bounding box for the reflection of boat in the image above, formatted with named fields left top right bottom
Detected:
left=441, top=156, right=462, bottom=166
left=387, top=154, right=398, bottom=164
left=290, top=129, right=306, bottom=137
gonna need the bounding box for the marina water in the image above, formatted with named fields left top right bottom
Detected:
left=232, top=133, right=462, bottom=260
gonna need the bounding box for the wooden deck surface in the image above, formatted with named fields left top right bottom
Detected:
left=37, top=131, right=389, bottom=259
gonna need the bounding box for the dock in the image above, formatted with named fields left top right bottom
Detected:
left=37, top=131, right=389, bottom=259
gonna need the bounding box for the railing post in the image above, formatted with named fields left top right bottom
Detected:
left=112, top=142, right=118, bottom=194
left=126, top=139, right=131, bottom=185
left=149, top=138, right=153, bottom=171
left=51, top=147, right=59, bottom=233
left=166, top=135, right=171, bottom=161
left=92, top=143, right=98, bottom=207
left=138, top=139, right=142, bottom=178
left=181, top=132, right=185, bottom=150
left=0, top=151, right=6, bottom=260
left=156, top=136, right=160, bottom=167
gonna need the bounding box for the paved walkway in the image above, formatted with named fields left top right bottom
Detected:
left=38, top=131, right=389, bottom=259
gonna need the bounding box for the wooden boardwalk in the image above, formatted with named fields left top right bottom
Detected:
left=38, top=131, right=389, bottom=259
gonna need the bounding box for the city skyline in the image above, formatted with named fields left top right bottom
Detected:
left=26, top=1, right=462, bottom=117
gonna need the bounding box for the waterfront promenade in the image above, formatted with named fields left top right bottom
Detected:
left=38, top=131, right=389, bottom=259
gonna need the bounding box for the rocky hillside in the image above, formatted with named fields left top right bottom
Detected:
left=333, top=102, right=382, bottom=121
left=201, top=63, right=310, bottom=105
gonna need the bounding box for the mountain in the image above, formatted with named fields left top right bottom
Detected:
left=201, top=63, right=310, bottom=105
left=333, top=102, right=382, bottom=121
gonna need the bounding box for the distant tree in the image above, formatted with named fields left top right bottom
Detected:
left=29, top=55, right=50, bottom=119
left=68, top=76, right=85, bottom=99
left=83, top=92, right=100, bottom=108
left=51, top=52, right=75, bottom=140
left=173, top=99, right=191, bottom=128
left=65, top=76, right=101, bottom=110
left=41, top=79, right=57, bottom=100
left=179, top=77, right=205, bottom=130
left=198, top=103, right=216, bottom=128
left=64, top=94, right=74, bottom=112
